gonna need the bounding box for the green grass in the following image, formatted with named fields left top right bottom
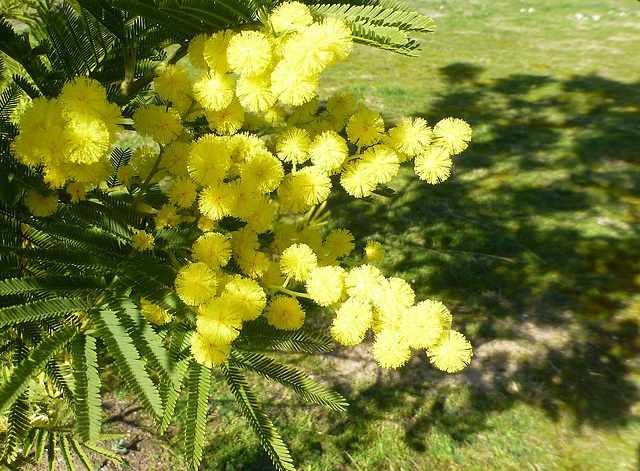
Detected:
left=160, top=1, right=640, bottom=469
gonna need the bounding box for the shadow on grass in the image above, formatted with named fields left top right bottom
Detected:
left=324, top=63, right=640, bottom=450
left=206, top=66, right=640, bottom=470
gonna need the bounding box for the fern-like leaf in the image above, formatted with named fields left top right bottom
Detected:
left=47, top=431, right=56, bottom=471
left=308, top=2, right=435, bottom=56
left=158, top=322, right=190, bottom=434
left=0, top=82, right=21, bottom=118
left=0, top=298, right=91, bottom=328
left=71, top=333, right=102, bottom=443
left=80, top=441, right=124, bottom=465
left=184, top=361, right=211, bottom=470
left=234, top=318, right=334, bottom=353
left=69, top=438, right=94, bottom=471
left=229, top=350, right=348, bottom=411
left=222, top=362, right=296, bottom=471
left=34, top=428, right=47, bottom=463
left=0, top=276, right=106, bottom=296
left=89, top=308, right=164, bottom=420
left=0, top=325, right=77, bottom=413
left=110, top=298, right=180, bottom=388
left=0, top=392, right=31, bottom=463
left=310, top=2, right=435, bottom=32
left=59, top=434, right=76, bottom=471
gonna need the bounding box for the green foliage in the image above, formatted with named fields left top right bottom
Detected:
left=0, top=1, right=444, bottom=469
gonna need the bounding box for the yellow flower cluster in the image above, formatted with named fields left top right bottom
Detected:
left=14, top=2, right=474, bottom=373
left=12, top=77, right=123, bottom=202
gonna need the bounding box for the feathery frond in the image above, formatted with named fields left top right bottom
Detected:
left=1, top=393, right=31, bottom=463
left=71, top=333, right=103, bottom=443
left=0, top=325, right=77, bottom=414
left=230, top=350, right=348, bottom=411
left=235, top=318, right=334, bottom=353
left=222, top=362, right=296, bottom=471
left=89, top=308, right=164, bottom=420
left=184, top=361, right=211, bottom=470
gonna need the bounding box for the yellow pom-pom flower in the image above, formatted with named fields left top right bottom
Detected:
left=242, top=197, right=275, bottom=234
left=236, top=72, right=276, bottom=112
left=419, top=299, right=453, bottom=329
left=331, top=297, right=373, bottom=346
left=323, top=228, right=355, bottom=259
left=282, top=25, right=333, bottom=76
left=193, top=70, right=234, bottom=111
left=18, top=97, right=63, bottom=141
left=133, top=105, right=183, bottom=144
left=300, top=166, right=332, bottom=206
left=162, top=141, right=190, bottom=176
left=319, top=17, right=353, bottom=62
left=238, top=149, right=284, bottom=194
left=346, top=105, right=385, bottom=147
left=260, top=260, right=285, bottom=286
left=432, top=117, right=472, bottom=155
left=131, top=229, right=155, bottom=251
left=359, top=145, right=400, bottom=185
left=192, top=232, right=232, bottom=268
left=276, top=174, right=309, bottom=214
left=63, top=160, right=110, bottom=185
left=414, top=146, right=453, bottom=185
left=203, top=30, right=234, bottom=73
left=155, top=64, right=192, bottom=103
left=345, top=264, right=385, bottom=303
left=427, top=330, right=473, bottom=373
left=262, top=105, right=286, bottom=126
left=280, top=243, right=318, bottom=282
left=66, top=182, right=86, bottom=203
left=174, top=262, right=218, bottom=306
left=308, top=131, right=348, bottom=173
left=226, top=30, right=273, bottom=77
left=236, top=249, right=270, bottom=279
left=372, top=329, right=411, bottom=369
left=167, top=176, right=198, bottom=208
left=387, top=117, right=432, bottom=157
left=63, top=118, right=110, bottom=164
left=364, top=240, right=385, bottom=263
left=197, top=297, right=242, bottom=344
left=206, top=97, right=245, bottom=135
left=340, top=161, right=376, bottom=198
left=305, top=265, right=346, bottom=307
left=226, top=180, right=260, bottom=220
left=276, top=127, right=311, bottom=165
left=400, top=301, right=446, bottom=349
left=24, top=190, right=58, bottom=217
left=271, top=61, right=318, bottom=106
left=190, top=332, right=231, bottom=368
left=154, top=204, right=181, bottom=228
left=43, top=165, right=67, bottom=189
left=220, top=276, right=266, bottom=321
left=326, top=90, right=356, bottom=118
left=372, top=279, right=414, bottom=331
left=231, top=226, right=260, bottom=257
left=198, top=183, right=234, bottom=220
left=188, top=135, right=232, bottom=186
left=265, top=295, right=305, bottom=330
left=269, top=1, right=313, bottom=35
left=187, top=34, right=210, bottom=69
left=140, top=298, right=172, bottom=325
left=59, top=77, right=109, bottom=119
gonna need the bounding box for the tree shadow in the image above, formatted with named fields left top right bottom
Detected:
left=324, top=62, right=640, bottom=456
left=210, top=65, right=640, bottom=469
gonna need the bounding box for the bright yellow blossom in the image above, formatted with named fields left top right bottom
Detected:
left=265, top=295, right=305, bottom=330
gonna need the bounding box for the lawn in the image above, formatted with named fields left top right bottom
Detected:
left=99, top=1, right=640, bottom=469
